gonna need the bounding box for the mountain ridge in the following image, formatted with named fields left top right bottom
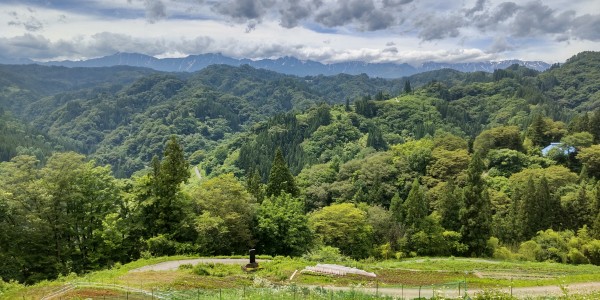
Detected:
left=30, top=52, right=550, bottom=78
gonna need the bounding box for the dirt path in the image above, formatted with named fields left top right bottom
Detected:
left=130, top=258, right=267, bottom=272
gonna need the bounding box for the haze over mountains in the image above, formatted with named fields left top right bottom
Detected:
left=2, top=52, right=551, bottom=79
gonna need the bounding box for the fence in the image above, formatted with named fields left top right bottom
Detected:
left=39, top=280, right=476, bottom=300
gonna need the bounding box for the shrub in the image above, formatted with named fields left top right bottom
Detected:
left=583, top=240, right=600, bottom=265
left=518, top=240, right=541, bottom=261
left=567, top=248, right=590, bottom=265
left=303, top=246, right=348, bottom=262
left=493, top=247, right=514, bottom=260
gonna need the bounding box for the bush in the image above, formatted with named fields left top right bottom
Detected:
left=567, top=248, right=590, bottom=265
left=583, top=240, right=600, bottom=265
left=303, top=246, right=348, bottom=262
left=518, top=240, right=541, bottom=261
left=493, top=247, right=514, bottom=260
left=146, top=234, right=177, bottom=257
left=192, top=263, right=241, bottom=277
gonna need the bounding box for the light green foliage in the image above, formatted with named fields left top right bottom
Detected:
left=190, top=173, right=256, bottom=255
left=577, top=145, right=600, bottom=178
left=509, top=165, right=578, bottom=196
left=391, top=138, right=434, bottom=175
left=426, top=148, right=470, bottom=181
left=256, top=193, right=313, bottom=256
left=296, top=163, right=337, bottom=211
left=308, top=203, right=373, bottom=259
left=561, top=132, right=594, bottom=149
left=473, top=126, right=523, bottom=155
left=487, top=149, right=530, bottom=177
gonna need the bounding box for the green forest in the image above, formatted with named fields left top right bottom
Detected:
left=2, top=51, right=600, bottom=285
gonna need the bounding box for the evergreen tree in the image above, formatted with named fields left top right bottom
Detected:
left=345, top=98, right=351, bottom=112
left=366, top=125, right=388, bottom=150
left=246, top=169, right=265, bottom=203
left=266, top=148, right=299, bottom=197
left=439, top=180, right=463, bottom=232
left=518, top=176, right=541, bottom=240
left=459, top=153, right=492, bottom=256
left=390, top=193, right=404, bottom=223
left=404, top=80, right=412, bottom=94
left=590, top=109, right=600, bottom=142
left=528, top=114, right=547, bottom=147
left=403, top=178, right=427, bottom=229
left=143, top=136, right=190, bottom=239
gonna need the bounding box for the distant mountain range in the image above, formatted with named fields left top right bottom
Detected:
left=1, top=52, right=551, bottom=78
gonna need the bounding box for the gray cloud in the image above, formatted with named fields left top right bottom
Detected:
left=571, top=14, right=600, bottom=41
left=465, top=0, right=486, bottom=17
left=278, top=0, right=313, bottom=28
left=382, top=0, right=413, bottom=8
left=510, top=1, right=575, bottom=37
left=145, top=0, right=167, bottom=23
left=212, top=0, right=276, bottom=21
left=313, top=0, right=396, bottom=31
left=415, top=14, right=464, bottom=41
left=488, top=36, right=514, bottom=53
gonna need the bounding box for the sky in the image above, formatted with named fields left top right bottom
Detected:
left=0, top=0, right=599, bottom=65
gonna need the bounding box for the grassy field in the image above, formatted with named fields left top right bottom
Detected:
left=3, top=256, right=600, bottom=299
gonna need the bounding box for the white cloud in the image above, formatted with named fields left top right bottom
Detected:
left=0, top=1, right=599, bottom=64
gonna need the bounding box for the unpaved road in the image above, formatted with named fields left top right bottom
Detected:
left=130, top=258, right=267, bottom=272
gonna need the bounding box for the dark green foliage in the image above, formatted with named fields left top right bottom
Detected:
left=366, top=125, right=388, bottom=150
left=266, top=148, right=299, bottom=197
left=403, top=179, right=428, bottom=229
left=460, top=154, right=492, bottom=256
left=140, top=137, right=191, bottom=239
left=354, top=96, right=377, bottom=118
left=404, top=80, right=412, bottom=94
left=246, top=169, right=265, bottom=203
left=438, top=180, right=463, bottom=232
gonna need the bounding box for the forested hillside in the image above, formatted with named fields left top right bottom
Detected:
left=1, top=51, right=600, bottom=285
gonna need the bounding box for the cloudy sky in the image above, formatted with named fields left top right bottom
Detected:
left=1, top=0, right=599, bottom=65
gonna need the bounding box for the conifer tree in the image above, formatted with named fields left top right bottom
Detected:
left=246, top=169, right=265, bottom=203
left=518, top=176, right=541, bottom=240
left=390, top=193, right=404, bottom=223
left=366, top=125, right=388, bottom=150
left=459, top=153, right=492, bottom=256
left=439, top=180, right=463, bottom=232
left=403, top=178, right=427, bottom=229
left=528, top=114, right=547, bottom=146
left=266, top=148, right=299, bottom=197
left=404, top=80, right=412, bottom=94
left=591, top=109, right=600, bottom=142
left=144, top=136, right=189, bottom=238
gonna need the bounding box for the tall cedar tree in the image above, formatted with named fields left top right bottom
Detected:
left=460, top=153, right=492, bottom=256
left=403, top=178, right=427, bottom=229
left=367, top=125, right=388, bottom=151
left=404, top=80, right=412, bottom=94
left=246, top=169, right=265, bottom=203
left=528, top=114, right=547, bottom=147
left=591, top=109, right=600, bottom=142
left=266, top=148, right=299, bottom=197
left=146, top=136, right=189, bottom=238
left=439, top=180, right=463, bottom=232
left=518, top=176, right=542, bottom=240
